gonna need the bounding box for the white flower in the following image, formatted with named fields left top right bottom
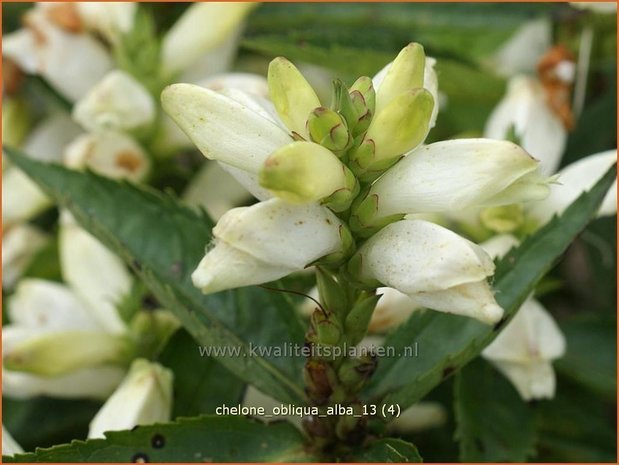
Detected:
left=352, top=220, right=503, bottom=324
left=387, top=402, right=447, bottom=434
left=88, top=359, right=173, bottom=439
left=483, top=297, right=566, bottom=400
left=75, top=2, right=137, bottom=43
left=64, top=131, right=151, bottom=183
left=571, top=2, right=617, bottom=13
left=2, top=4, right=113, bottom=102
left=161, top=2, right=256, bottom=81
left=73, top=70, right=156, bottom=133
left=360, top=139, right=550, bottom=228
left=2, top=425, right=23, bottom=457
left=528, top=149, right=617, bottom=226
left=484, top=75, right=566, bottom=176
left=2, top=278, right=126, bottom=399
left=2, top=224, right=48, bottom=289
left=192, top=199, right=348, bottom=294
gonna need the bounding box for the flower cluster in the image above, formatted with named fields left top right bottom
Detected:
left=163, top=43, right=552, bottom=325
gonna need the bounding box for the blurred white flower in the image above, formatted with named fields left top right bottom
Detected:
left=2, top=425, right=23, bottom=457
left=88, top=359, right=173, bottom=439
left=571, top=2, right=617, bottom=13
left=75, top=2, right=137, bottom=43
left=2, top=224, right=48, bottom=289
left=387, top=402, right=447, bottom=434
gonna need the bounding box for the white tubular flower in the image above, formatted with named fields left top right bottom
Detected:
left=75, top=2, right=137, bottom=43
left=484, top=75, right=566, bottom=176
left=162, top=83, right=292, bottom=174
left=64, top=131, right=151, bottom=183
left=2, top=279, right=125, bottom=399
left=361, top=139, right=549, bottom=226
left=2, top=114, right=82, bottom=227
left=2, top=425, right=23, bottom=457
left=88, top=359, right=173, bottom=439
left=351, top=220, right=503, bottom=324
left=59, top=214, right=132, bottom=334
left=528, top=149, right=617, bottom=226
left=490, top=19, right=552, bottom=77
left=2, top=5, right=113, bottom=102
left=73, top=70, right=156, bottom=133
left=192, top=199, right=348, bottom=294
left=161, top=2, right=256, bottom=80
left=182, top=162, right=252, bottom=221
left=482, top=297, right=566, bottom=400
left=369, top=288, right=419, bottom=333
left=2, top=224, right=48, bottom=289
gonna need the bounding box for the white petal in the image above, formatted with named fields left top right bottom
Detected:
left=356, top=220, right=502, bottom=324
left=2, top=168, right=51, bottom=227
left=370, top=139, right=547, bottom=220
left=490, top=359, right=556, bottom=400
left=193, top=199, right=345, bottom=294
left=2, top=225, right=48, bottom=289
left=59, top=216, right=130, bottom=334
left=218, top=162, right=273, bottom=201
left=88, top=359, right=173, bottom=439
left=161, top=83, right=292, bottom=173
left=369, top=287, right=419, bottom=333
left=484, top=76, right=566, bottom=176
left=22, top=112, right=83, bottom=163
left=197, top=72, right=269, bottom=99
left=2, top=425, right=23, bottom=456
left=73, top=70, right=156, bottom=132
left=76, top=2, right=136, bottom=42
left=64, top=131, right=151, bottom=182
left=490, top=19, right=552, bottom=77
left=479, top=234, right=520, bottom=260
left=161, top=2, right=254, bottom=77
left=4, top=11, right=113, bottom=102
left=528, top=149, right=617, bottom=225
left=387, top=402, right=447, bottom=433
left=182, top=161, right=253, bottom=221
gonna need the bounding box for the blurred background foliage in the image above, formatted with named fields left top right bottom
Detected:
left=2, top=2, right=616, bottom=462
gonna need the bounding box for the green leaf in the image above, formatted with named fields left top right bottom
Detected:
left=454, top=358, right=535, bottom=462
left=363, top=164, right=617, bottom=413
left=349, top=438, right=422, bottom=462
left=5, top=416, right=316, bottom=463
left=158, top=329, right=246, bottom=418
left=4, top=148, right=307, bottom=405
left=554, top=316, right=617, bottom=400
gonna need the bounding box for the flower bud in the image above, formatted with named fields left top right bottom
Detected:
left=75, top=2, right=136, bottom=43
left=345, top=292, right=381, bottom=345
left=311, top=309, right=342, bottom=346
left=354, top=139, right=551, bottom=231
left=73, top=70, right=156, bottom=133
left=338, top=355, right=378, bottom=391
left=192, top=199, right=348, bottom=294
left=351, top=89, right=434, bottom=178
left=88, top=359, right=173, bottom=438
left=374, top=43, right=425, bottom=114
left=64, top=131, right=151, bottom=183
left=3, top=330, right=132, bottom=376
left=527, top=149, right=617, bottom=227
left=268, top=57, right=321, bottom=137
left=161, top=83, right=292, bottom=174
left=307, top=108, right=350, bottom=152
left=482, top=298, right=566, bottom=400
left=350, top=76, right=376, bottom=116
left=161, top=2, right=255, bottom=77
left=349, top=219, right=503, bottom=324
left=259, top=141, right=358, bottom=211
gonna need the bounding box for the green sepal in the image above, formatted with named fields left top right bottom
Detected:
left=316, top=267, right=348, bottom=316
left=345, top=292, right=381, bottom=345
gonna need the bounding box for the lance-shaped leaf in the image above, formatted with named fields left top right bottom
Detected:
left=362, top=163, right=616, bottom=414
left=4, top=147, right=307, bottom=405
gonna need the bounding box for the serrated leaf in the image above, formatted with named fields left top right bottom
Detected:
left=158, top=329, right=246, bottom=418
left=5, top=416, right=315, bottom=463
left=363, top=164, right=617, bottom=412
left=4, top=148, right=307, bottom=405
left=349, top=438, right=422, bottom=462
left=454, top=358, right=536, bottom=462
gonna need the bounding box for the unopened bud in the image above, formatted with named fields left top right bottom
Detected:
left=307, top=107, right=350, bottom=152
left=345, top=292, right=381, bottom=345
left=350, top=76, right=376, bottom=116
left=259, top=141, right=358, bottom=211
left=311, top=309, right=342, bottom=346
left=338, top=355, right=378, bottom=391
left=268, top=57, right=321, bottom=137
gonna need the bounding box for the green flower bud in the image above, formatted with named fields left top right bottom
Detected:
left=259, top=141, right=358, bottom=211
left=307, top=107, right=350, bottom=152
left=311, top=308, right=342, bottom=346
left=351, top=89, right=434, bottom=177
left=338, top=355, right=378, bottom=391
left=330, top=79, right=357, bottom=128
left=375, top=42, right=425, bottom=114
left=4, top=331, right=133, bottom=376
left=268, top=57, right=321, bottom=138
left=349, top=192, right=404, bottom=236
left=2, top=98, right=31, bottom=149
left=312, top=223, right=355, bottom=266
left=350, top=76, right=376, bottom=116
left=345, top=292, right=381, bottom=345
left=479, top=204, right=525, bottom=233
left=316, top=267, right=348, bottom=317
